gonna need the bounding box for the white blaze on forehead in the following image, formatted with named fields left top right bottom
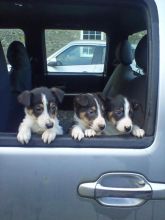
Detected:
left=94, top=97, right=102, bottom=117
left=124, top=98, right=130, bottom=117
left=87, top=93, right=102, bottom=116
left=93, top=95, right=105, bottom=130
left=42, top=93, right=48, bottom=113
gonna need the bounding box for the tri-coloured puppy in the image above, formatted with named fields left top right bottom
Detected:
left=71, top=93, right=106, bottom=140
left=17, top=87, right=64, bottom=144
left=104, top=94, right=145, bottom=138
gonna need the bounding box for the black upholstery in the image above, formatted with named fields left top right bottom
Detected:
left=7, top=41, right=32, bottom=93
left=135, top=35, right=147, bottom=73
left=115, top=40, right=133, bottom=65
left=122, top=35, right=147, bottom=128
left=7, top=41, right=32, bottom=132
left=0, top=41, right=10, bottom=131
left=103, top=40, right=135, bottom=97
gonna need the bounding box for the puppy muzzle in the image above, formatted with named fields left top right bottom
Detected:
left=46, top=122, right=54, bottom=129
left=92, top=117, right=106, bottom=132
left=124, top=125, right=132, bottom=133
left=116, top=117, right=133, bottom=133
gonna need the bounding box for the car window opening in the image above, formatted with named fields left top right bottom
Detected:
left=0, top=1, right=156, bottom=148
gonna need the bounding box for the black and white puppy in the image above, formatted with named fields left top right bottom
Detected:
left=105, top=95, right=145, bottom=138
left=71, top=93, right=106, bottom=140
left=17, top=87, right=64, bottom=144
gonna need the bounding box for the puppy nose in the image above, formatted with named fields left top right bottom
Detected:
left=46, top=122, right=54, bottom=129
left=125, top=126, right=131, bottom=132
left=99, top=124, right=105, bottom=130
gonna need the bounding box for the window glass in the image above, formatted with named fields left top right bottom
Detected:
left=45, top=29, right=106, bottom=74
left=129, top=30, right=147, bottom=75
left=56, top=45, right=96, bottom=66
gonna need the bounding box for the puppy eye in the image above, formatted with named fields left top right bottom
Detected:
left=115, top=109, right=123, bottom=117
left=88, top=109, right=95, bottom=115
left=51, top=104, right=56, bottom=111
left=35, top=106, right=43, bottom=113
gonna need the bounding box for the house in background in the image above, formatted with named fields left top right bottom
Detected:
left=45, top=30, right=106, bottom=57
left=80, top=30, right=105, bottom=41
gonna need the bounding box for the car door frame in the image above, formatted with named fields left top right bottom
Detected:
left=0, top=0, right=163, bottom=220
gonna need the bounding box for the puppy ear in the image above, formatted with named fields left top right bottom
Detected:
left=17, top=90, right=31, bottom=107
left=104, top=96, right=113, bottom=112
left=51, top=87, right=65, bottom=103
left=96, top=92, right=106, bottom=102
left=74, top=94, right=89, bottom=107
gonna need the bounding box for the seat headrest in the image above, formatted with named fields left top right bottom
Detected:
left=115, top=40, right=133, bottom=65
left=7, top=41, right=32, bottom=93
left=135, top=35, right=147, bottom=73
left=7, top=41, right=30, bottom=68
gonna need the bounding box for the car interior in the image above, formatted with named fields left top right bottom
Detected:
left=0, top=0, right=158, bottom=147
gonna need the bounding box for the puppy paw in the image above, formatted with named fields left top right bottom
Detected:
left=132, top=125, right=145, bottom=138
left=17, top=128, right=31, bottom=144
left=71, top=126, right=84, bottom=141
left=85, top=129, right=96, bottom=138
left=42, top=129, right=56, bottom=144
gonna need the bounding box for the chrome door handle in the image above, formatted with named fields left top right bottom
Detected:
left=78, top=173, right=165, bottom=207
left=96, top=183, right=151, bottom=199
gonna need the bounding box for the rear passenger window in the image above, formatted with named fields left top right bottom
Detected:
left=45, top=29, right=106, bottom=74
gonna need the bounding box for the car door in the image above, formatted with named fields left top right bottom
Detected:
left=92, top=45, right=106, bottom=73
left=1, top=122, right=165, bottom=220
left=0, top=1, right=164, bottom=220
left=49, top=63, right=97, bottom=73
left=48, top=44, right=101, bottom=73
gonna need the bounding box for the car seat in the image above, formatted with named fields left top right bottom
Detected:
left=7, top=41, right=32, bottom=131
left=103, top=40, right=135, bottom=97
